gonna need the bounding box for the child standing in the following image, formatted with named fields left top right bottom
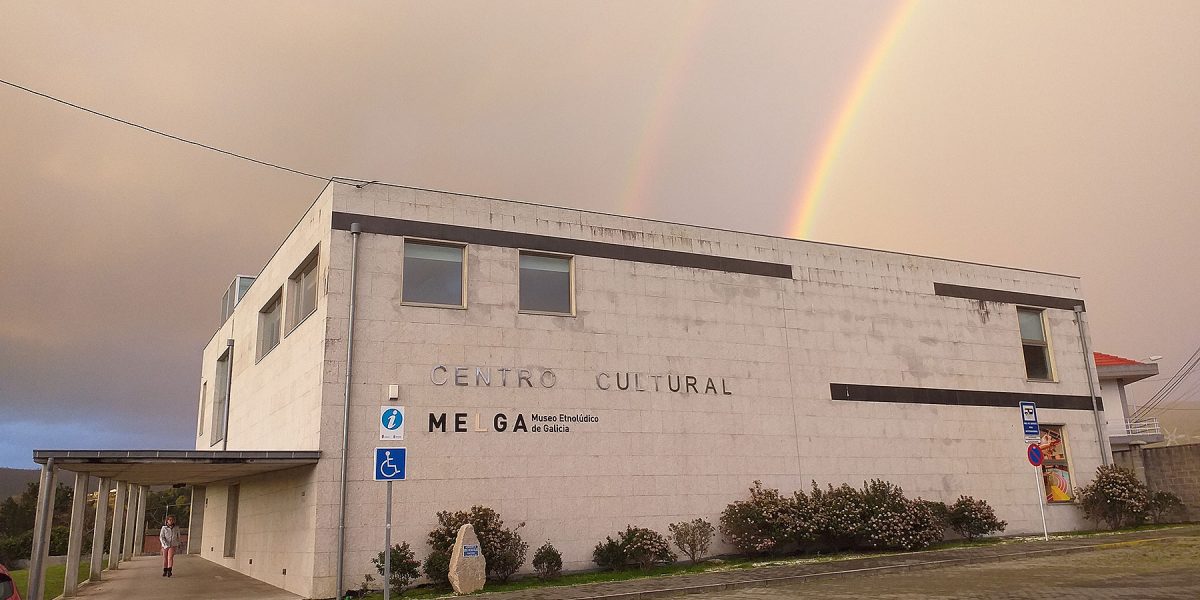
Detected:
left=159, top=514, right=181, bottom=577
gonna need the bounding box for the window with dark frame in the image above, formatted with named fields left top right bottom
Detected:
left=257, top=291, right=282, bottom=360
left=197, top=381, right=207, bottom=437
left=1018, top=307, right=1052, bottom=380
left=288, top=251, right=319, bottom=331
left=519, top=252, right=573, bottom=315
left=402, top=240, right=465, bottom=307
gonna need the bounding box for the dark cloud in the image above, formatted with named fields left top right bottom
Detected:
left=2, top=2, right=1198, bottom=467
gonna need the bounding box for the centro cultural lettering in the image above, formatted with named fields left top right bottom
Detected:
left=596, top=372, right=732, bottom=395
left=431, top=365, right=557, bottom=388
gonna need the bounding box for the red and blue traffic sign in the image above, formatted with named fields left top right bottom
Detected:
left=1027, top=443, right=1043, bottom=467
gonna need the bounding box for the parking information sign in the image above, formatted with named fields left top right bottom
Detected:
left=374, top=447, right=407, bottom=481
left=380, top=406, right=405, bottom=441
left=1020, top=401, right=1039, bottom=439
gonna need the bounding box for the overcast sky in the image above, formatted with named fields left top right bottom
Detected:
left=2, top=1, right=1198, bottom=468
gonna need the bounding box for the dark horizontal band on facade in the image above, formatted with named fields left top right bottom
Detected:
left=933, top=282, right=1085, bottom=311
left=830, top=383, right=1102, bottom=411
left=332, top=212, right=793, bottom=279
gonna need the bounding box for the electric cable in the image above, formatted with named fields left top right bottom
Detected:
left=0, top=77, right=330, bottom=182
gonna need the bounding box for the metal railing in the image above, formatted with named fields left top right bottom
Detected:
left=1120, top=417, right=1162, bottom=436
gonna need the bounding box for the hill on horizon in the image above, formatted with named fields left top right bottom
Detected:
left=0, top=467, right=39, bottom=500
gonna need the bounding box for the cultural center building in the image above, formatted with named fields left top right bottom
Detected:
left=33, top=179, right=1114, bottom=599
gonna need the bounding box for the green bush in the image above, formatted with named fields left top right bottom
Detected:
left=1076, top=466, right=1149, bottom=529
left=371, top=542, right=421, bottom=595
left=532, top=542, right=562, bottom=579
left=591, top=537, right=624, bottom=570
left=1148, top=491, right=1185, bottom=524
left=857, top=480, right=943, bottom=551
left=807, top=482, right=866, bottom=551
left=946, top=496, right=1006, bottom=540
left=719, top=481, right=794, bottom=554
left=668, top=518, right=715, bottom=563
left=422, top=506, right=527, bottom=583
left=0, top=530, right=33, bottom=565
left=592, top=526, right=676, bottom=570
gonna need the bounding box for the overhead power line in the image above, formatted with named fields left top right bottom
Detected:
left=1134, top=343, right=1200, bottom=419
left=0, top=77, right=330, bottom=182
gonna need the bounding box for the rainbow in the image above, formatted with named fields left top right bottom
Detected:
left=618, top=1, right=714, bottom=215
left=786, top=0, right=920, bottom=239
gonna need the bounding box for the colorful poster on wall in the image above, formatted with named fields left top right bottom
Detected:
left=1039, top=425, right=1074, bottom=502
left=1043, top=464, right=1073, bottom=502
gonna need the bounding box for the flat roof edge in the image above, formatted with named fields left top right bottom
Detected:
left=33, top=449, right=322, bottom=463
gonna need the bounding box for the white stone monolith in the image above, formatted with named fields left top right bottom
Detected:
left=447, top=524, right=486, bottom=595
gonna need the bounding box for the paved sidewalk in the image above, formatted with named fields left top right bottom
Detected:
left=69, top=554, right=300, bottom=600
left=477, top=525, right=1200, bottom=600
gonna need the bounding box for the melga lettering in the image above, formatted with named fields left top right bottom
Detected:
left=427, top=412, right=528, bottom=433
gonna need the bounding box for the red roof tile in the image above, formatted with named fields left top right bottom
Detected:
left=1094, top=352, right=1145, bottom=367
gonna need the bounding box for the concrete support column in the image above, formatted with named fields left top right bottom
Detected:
left=187, top=486, right=206, bottom=554
left=89, top=477, right=110, bottom=582
left=1129, top=442, right=1149, bottom=484
left=121, top=486, right=138, bottom=561
left=63, top=472, right=90, bottom=596
left=107, top=481, right=127, bottom=570
left=131, top=486, right=148, bottom=556
left=27, top=458, right=57, bottom=600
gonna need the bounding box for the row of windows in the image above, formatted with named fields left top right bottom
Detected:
left=257, top=250, right=320, bottom=361
left=401, top=240, right=575, bottom=315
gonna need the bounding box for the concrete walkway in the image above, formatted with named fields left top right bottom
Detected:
left=70, top=554, right=300, bottom=600
left=478, top=525, right=1200, bottom=600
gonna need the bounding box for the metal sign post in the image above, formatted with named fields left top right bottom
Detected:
left=374, top=448, right=406, bottom=600
left=384, top=481, right=392, bottom=600
left=1027, top=442, right=1049, bottom=541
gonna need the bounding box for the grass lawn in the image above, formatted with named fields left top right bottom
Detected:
left=9, top=562, right=91, bottom=599
left=353, top=523, right=1190, bottom=599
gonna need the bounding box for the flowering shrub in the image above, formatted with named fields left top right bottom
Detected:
left=946, top=496, right=1007, bottom=540
left=1147, top=491, right=1185, bottom=524
left=621, top=526, right=676, bottom=569
left=719, top=481, right=795, bottom=554
left=668, top=518, right=716, bottom=562
left=857, top=480, right=944, bottom=550
left=532, top=541, right=563, bottom=579
left=808, top=482, right=866, bottom=551
left=423, top=506, right=527, bottom=583
left=593, top=526, right=676, bottom=569
left=1075, top=465, right=1149, bottom=529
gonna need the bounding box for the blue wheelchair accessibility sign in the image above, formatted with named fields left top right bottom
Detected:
left=374, top=447, right=407, bottom=481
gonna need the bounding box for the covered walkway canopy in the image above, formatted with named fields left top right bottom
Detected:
left=24, top=450, right=319, bottom=600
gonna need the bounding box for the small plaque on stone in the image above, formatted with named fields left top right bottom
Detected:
left=448, top=524, right=486, bottom=594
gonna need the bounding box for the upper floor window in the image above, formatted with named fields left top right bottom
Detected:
left=519, top=252, right=573, bottom=315
left=403, top=240, right=465, bottom=307
left=1018, top=307, right=1053, bottom=380
left=257, top=290, right=283, bottom=360
left=287, top=251, right=319, bottom=331
left=211, top=351, right=230, bottom=447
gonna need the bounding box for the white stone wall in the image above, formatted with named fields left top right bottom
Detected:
left=194, top=181, right=1109, bottom=597
left=304, top=182, right=1106, bottom=596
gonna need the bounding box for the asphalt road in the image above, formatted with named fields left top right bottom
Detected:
left=696, top=536, right=1200, bottom=599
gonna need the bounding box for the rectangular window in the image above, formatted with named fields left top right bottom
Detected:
left=210, top=351, right=230, bottom=447
left=223, top=484, right=240, bottom=557
left=1018, top=308, right=1053, bottom=380
left=519, top=252, right=573, bottom=315
left=1039, top=425, right=1074, bottom=503
left=257, top=291, right=282, bottom=360
left=402, top=240, right=465, bottom=307
left=287, top=251, right=319, bottom=332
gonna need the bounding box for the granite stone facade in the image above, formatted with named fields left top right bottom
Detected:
left=196, top=181, right=1109, bottom=598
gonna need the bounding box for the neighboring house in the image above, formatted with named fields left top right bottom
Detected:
left=1095, top=352, right=1163, bottom=449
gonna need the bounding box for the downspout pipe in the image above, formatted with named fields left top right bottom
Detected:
left=335, top=222, right=362, bottom=599
left=1074, top=305, right=1110, bottom=466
